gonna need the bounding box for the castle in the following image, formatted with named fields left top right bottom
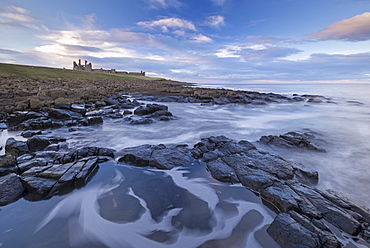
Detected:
left=73, top=59, right=145, bottom=76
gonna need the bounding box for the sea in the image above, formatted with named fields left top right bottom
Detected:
left=0, top=83, right=369, bottom=247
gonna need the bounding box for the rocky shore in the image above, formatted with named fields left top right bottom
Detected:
left=1, top=75, right=369, bottom=247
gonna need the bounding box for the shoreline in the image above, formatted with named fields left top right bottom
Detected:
left=1, top=75, right=370, bottom=247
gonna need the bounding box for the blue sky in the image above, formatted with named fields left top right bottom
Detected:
left=0, top=0, right=370, bottom=84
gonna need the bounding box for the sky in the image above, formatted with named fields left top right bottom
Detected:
left=0, top=0, right=370, bottom=84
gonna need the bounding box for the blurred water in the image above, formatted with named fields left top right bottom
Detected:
left=0, top=83, right=370, bottom=247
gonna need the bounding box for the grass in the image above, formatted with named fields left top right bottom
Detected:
left=0, top=63, right=165, bottom=81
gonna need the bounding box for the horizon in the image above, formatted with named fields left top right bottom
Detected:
left=0, top=0, right=370, bottom=84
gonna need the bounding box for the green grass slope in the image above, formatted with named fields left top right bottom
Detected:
left=0, top=63, right=164, bottom=81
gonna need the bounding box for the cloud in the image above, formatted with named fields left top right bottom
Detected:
left=0, top=12, right=34, bottom=23
left=7, top=5, right=30, bottom=15
left=210, top=0, right=226, bottom=6
left=247, top=19, right=266, bottom=27
left=0, top=5, right=48, bottom=31
left=83, top=13, right=97, bottom=29
left=204, top=15, right=225, bottom=28
left=309, top=12, right=370, bottom=41
left=191, top=34, right=213, bottom=43
left=63, top=44, right=103, bottom=53
left=137, top=17, right=196, bottom=32
left=0, top=48, right=23, bottom=54
left=143, top=0, right=183, bottom=9
left=215, top=44, right=302, bottom=61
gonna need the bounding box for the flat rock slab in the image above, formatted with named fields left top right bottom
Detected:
left=0, top=136, right=115, bottom=204
left=118, top=144, right=190, bottom=169
left=259, top=130, right=326, bottom=152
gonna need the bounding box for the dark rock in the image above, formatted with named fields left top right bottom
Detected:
left=259, top=131, right=326, bottom=152
left=71, top=104, right=86, bottom=115
left=159, top=116, right=172, bottom=121
left=26, top=136, right=51, bottom=153
left=191, top=136, right=370, bottom=246
left=98, top=147, right=115, bottom=158
left=49, top=108, right=82, bottom=120
left=21, top=176, right=57, bottom=199
left=87, top=116, right=103, bottom=125
left=5, top=138, right=29, bottom=157
left=16, top=154, right=34, bottom=164
left=118, top=144, right=153, bottom=167
left=21, top=130, right=42, bottom=138
left=0, top=173, right=24, bottom=206
left=118, top=144, right=190, bottom=170
left=9, top=117, right=63, bottom=131
left=130, top=118, right=154, bottom=125
left=17, top=158, right=48, bottom=173
left=148, top=110, right=173, bottom=118
left=134, top=104, right=168, bottom=116
left=0, top=155, right=17, bottom=176
left=6, top=111, right=45, bottom=127
left=267, top=212, right=341, bottom=248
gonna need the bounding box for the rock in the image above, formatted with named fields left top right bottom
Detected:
left=49, top=108, right=82, bottom=120
left=21, top=130, right=42, bottom=138
left=53, top=97, right=71, bottom=109
left=130, top=118, right=154, bottom=125
left=191, top=136, right=370, bottom=246
left=134, top=104, right=168, bottom=116
left=26, top=136, right=51, bottom=152
left=0, top=155, right=17, bottom=176
left=28, top=97, right=44, bottom=110
left=118, top=144, right=190, bottom=169
left=5, top=138, right=29, bottom=157
left=17, top=158, right=49, bottom=173
left=267, top=212, right=341, bottom=248
left=259, top=131, right=326, bottom=152
left=0, top=173, right=24, bottom=206
left=148, top=110, right=173, bottom=118
left=71, top=104, right=86, bottom=114
left=6, top=111, right=45, bottom=127
left=87, top=116, right=103, bottom=125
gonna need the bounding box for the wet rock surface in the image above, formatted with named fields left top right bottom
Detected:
left=191, top=136, right=370, bottom=247
left=115, top=135, right=370, bottom=246
left=259, top=130, right=327, bottom=152
left=118, top=144, right=190, bottom=170
left=4, top=97, right=176, bottom=130
left=137, top=89, right=332, bottom=106
left=0, top=136, right=115, bottom=205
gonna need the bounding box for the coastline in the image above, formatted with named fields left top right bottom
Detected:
left=1, top=74, right=370, bottom=247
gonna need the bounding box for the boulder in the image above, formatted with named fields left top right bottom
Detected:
left=118, top=144, right=190, bottom=169
left=0, top=155, right=17, bottom=176
left=0, top=173, right=24, bottom=206
left=134, top=104, right=168, bottom=116
left=49, top=108, right=82, bottom=120
left=28, top=97, right=44, bottom=110
left=26, top=136, right=51, bottom=152
left=5, top=138, right=29, bottom=157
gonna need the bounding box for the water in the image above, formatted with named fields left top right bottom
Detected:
left=0, top=83, right=370, bottom=247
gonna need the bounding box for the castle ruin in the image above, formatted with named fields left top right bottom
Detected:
left=72, top=59, right=145, bottom=76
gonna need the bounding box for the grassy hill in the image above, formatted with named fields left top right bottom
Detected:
left=0, top=62, right=164, bottom=81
